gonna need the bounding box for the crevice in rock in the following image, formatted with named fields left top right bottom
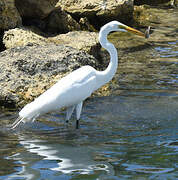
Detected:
left=21, top=17, right=46, bottom=31
left=0, top=30, right=6, bottom=52
left=134, top=0, right=171, bottom=5
left=87, top=16, right=103, bottom=30
left=0, top=99, right=16, bottom=109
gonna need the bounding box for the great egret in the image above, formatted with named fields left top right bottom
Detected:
left=11, top=21, right=145, bottom=129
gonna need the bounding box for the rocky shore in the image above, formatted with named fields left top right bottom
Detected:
left=0, top=0, right=176, bottom=108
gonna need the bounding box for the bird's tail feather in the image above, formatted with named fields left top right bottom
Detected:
left=11, top=117, right=25, bottom=129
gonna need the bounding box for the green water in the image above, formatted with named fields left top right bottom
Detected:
left=0, top=6, right=178, bottom=180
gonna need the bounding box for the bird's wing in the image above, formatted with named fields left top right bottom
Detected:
left=55, top=66, right=97, bottom=106
left=54, top=65, right=96, bottom=90
left=34, top=66, right=97, bottom=109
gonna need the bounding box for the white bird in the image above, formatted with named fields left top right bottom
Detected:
left=11, top=21, right=144, bottom=129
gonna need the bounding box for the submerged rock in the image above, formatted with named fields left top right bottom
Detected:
left=133, top=5, right=158, bottom=26
left=0, top=44, right=101, bottom=108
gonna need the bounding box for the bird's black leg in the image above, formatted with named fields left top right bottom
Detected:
left=76, top=120, right=79, bottom=129
left=76, top=101, right=83, bottom=129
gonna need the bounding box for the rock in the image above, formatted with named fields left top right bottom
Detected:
left=44, top=8, right=81, bottom=33
left=56, top=0, right=134, bottom=27
left=133, top=5, right=158, bottom=26
left=0, top=44, right=100, bottom=108
left=14, top=1, right=82, bottom=33
left=174, top=0, right=178, bottom=6
left=79, top=17, right=96, bottom=31
left=0, top=0, right=21, bottom=30
left=15, top=0, right=58, bottom=19
left=3, top=27, right=101, bottom=59
left=3, top=27, right=49, bottom=49
left=48, top=31, right=101, bottom=59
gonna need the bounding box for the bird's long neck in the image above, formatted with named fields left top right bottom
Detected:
left=95, top=28, right=118, bottom=89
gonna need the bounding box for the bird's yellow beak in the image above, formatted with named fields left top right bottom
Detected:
left=121, top=25, right=145, bottom=37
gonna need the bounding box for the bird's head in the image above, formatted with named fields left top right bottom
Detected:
left=101, top=21, right=145, bottom=37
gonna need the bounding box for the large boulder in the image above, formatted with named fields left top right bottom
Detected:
left=3, top=27, right=48, bottom=49
left=14, top=0, right=81, bottom=33
left=48, top=31, right=100, bottom=59
left=0, top=0, right=21, bottom=30
left=44, top=8, right=81, bottom=33
left=56, top=0, right=134, bottom=26
left=0, top=44, right=100, bottom=108
left=15, top=0, right=58, bottom=19
left=3, top=28, right=101, bottom=58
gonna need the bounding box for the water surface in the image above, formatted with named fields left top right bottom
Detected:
left=0, top=6, right=178, bottom=180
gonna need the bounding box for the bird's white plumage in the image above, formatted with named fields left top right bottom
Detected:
left=19, top=65, right=96, bottom=119
left=34, top=65, right=96, bottom=110
left=11, top=21, right=144, bottom=129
